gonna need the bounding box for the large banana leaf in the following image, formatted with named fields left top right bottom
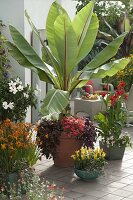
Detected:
left=6, top=41, right=53, bottom=83
left=46, top=2, right=67, bottom=64
left=54, top=13, right=78, bottom=81
left=9, top=26, right=52, bottom=76
left=40, top=89, right=69, bottom=116
left=81, top=58, right=130, bottom=79
left=77, top=14, right=99, bottom=63
left=72, top=0, right=94, bottom=45
left=84, top=32, right=128, bottom=71
left=25, top=10, right=62, bottom=86
left=72, top=0, right=98, bottom=63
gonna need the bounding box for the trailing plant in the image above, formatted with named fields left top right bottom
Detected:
left=6, top=0, right=131, bottom=117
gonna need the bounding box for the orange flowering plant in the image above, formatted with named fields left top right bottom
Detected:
left=0, top=119, right=41, bottom=173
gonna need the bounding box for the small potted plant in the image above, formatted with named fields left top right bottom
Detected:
left=37, top=116, right=97, bottom=167
left=95, top=81, right=132, bottom=160
left=71, top=146, right=106, bottom=180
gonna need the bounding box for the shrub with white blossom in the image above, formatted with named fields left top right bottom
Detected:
left=0, top=77, right=37, bottom=122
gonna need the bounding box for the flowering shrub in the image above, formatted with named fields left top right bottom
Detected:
left=71, top=147, right=106, bottom=171
left=0, top=119, right=41, bottom=173
left=0, top=77, right=37, bottom=121
left=95, top=81, right=132, bottom=147
left=37, top=116, right=97, bottom=159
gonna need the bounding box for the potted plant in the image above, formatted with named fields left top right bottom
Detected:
left=37, top=116, right=97, bottom=167
left=71, top=146, right=106, bottom=180
left=0, top=119, right=41, bottom=194
left=6, top=0, right=131, bottom=118
left=95, top=81, right=132, bottom=160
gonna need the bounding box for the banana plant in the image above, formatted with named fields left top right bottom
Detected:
left=6, top=0, right=131, bottom=117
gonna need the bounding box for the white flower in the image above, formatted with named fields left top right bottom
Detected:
left=8, top=102, right=14, bottom=109
left=2, top=102, right=14, bottom=110
left=2, top=101, right=8, bottom=109
left=8, top=80, right=16, bottom=88
left=9, top=86, right=18, bottom=94
left=17, top=85, right=24, bottom=91
left=15, top=78, right=22, bottom=85
left=24, top=93, right=29, bottom=98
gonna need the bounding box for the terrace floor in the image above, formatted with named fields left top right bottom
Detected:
left=35, top=126, right=133, bottom=200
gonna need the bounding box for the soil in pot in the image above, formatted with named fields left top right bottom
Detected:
left=53, top=134, right=83, bottom=167
left=99, top=141, right=125, bottom=160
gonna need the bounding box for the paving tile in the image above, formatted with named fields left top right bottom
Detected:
left=122, top=185, right=133, bottom=192
left=125, top=194, right=133, bottom=199
left=107, top=181, right=127, bottom=188
left=77, top=195, right=98, bottom=200
left=101, top=194, right=124, bottom=200
left=117, top=178, right=133, bottom=184
left=64, top=191, right=84, bottom=198
left=86, top=190, right=108, bottom=198
left=111, top=189, right=133, bottom=197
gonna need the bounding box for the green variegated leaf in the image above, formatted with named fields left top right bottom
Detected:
left=81, top=58, right=130, bottom=79
left=40, top=89, right=69, bottom=116
left=6, top=41, right=53, bottom=83
left=54, top=13, right=78, bottom=79
left=84, top=32, right=128, bottom=71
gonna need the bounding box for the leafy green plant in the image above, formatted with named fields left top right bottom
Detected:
left=7, top=0, right=130, bottom=117
left=95, top=81, right=132, bottom=147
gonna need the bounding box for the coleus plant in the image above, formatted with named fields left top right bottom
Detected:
left=6, top=0, right=131, bottom=117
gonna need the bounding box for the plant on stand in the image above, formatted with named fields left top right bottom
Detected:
left=6, top=0, right=131, bottom=166
left=95, top=81, right=132, bottom=160
left=71, top=146, right=106, bottom=180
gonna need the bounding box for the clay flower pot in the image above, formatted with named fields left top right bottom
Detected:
left=53, top=134, right=83, bottom=167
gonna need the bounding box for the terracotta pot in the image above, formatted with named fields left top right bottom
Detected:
left=53, top=134, right=83, bottom=167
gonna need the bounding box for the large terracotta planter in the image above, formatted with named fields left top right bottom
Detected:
left=99, top=141, right=125, bottom=160
left=53, top=134, right=83, bottom=167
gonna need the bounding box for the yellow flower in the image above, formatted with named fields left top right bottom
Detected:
left=1, top=144, right=6, bottom=150
left=45, top=134, right=49, bottom=139
left=71, top=155, right=76, bottom=160
left=94, top=154, right=97, bottom=160
left=101, top=152, right=106, bottom=158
